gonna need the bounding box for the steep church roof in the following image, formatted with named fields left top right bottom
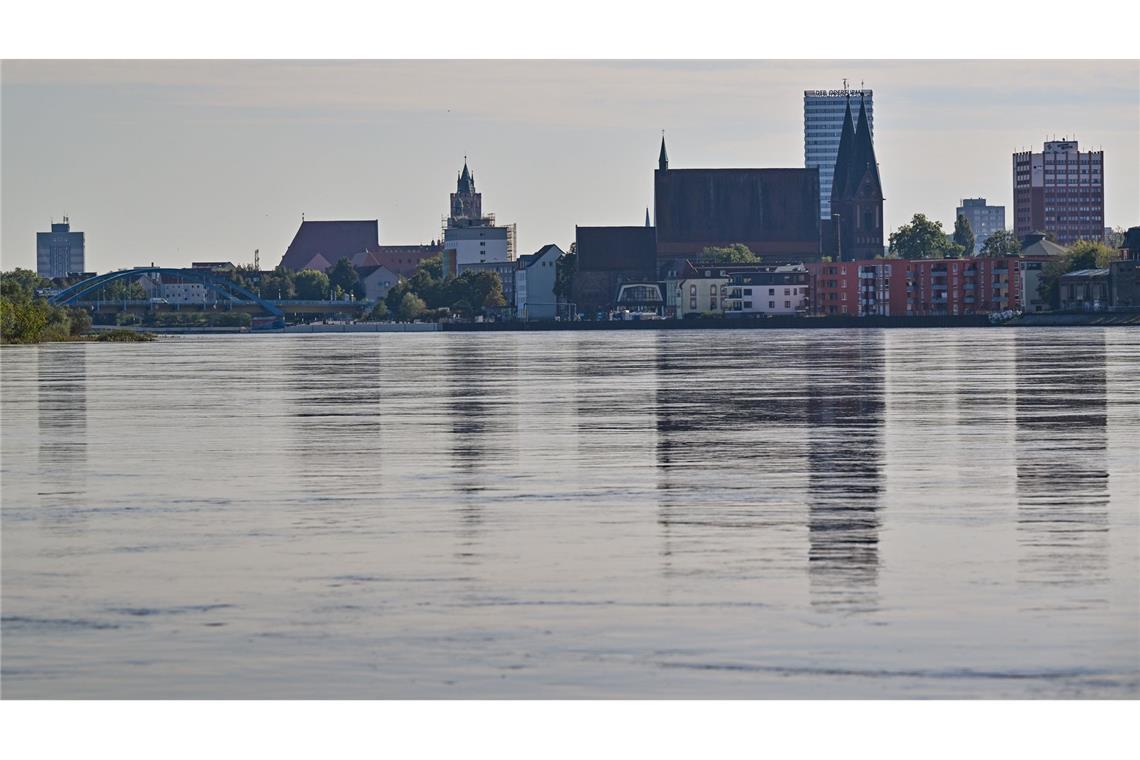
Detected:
left=831, top=94, right=882, bottom=208
left=280, top=220, right=379, bottom=271
left=457, top=158, right=475, bottom=193
left=849, top=95, right=882, bottom=197
left=829, top=97, right=856, bottom=208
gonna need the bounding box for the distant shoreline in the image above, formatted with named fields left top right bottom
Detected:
left=46, top=312, right=1134, bottom=338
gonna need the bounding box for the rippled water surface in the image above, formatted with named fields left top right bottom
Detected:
left=2, top=328, right=1138, bottom=698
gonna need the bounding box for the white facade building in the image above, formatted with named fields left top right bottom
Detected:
left=445, top=224, right=514, bottom=273
left=804, top=88, right=873, bottom=220
left=357, top=265, right=400, bottom=302
left=441, top=159, right=516, bottom=276
left=724, top=265, right=810, bottom=317
left=514, top=244, right=563, bottom=320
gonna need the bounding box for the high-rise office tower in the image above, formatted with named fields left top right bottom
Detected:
left=1013, top=139, right=1104, bottom=245
left=36, top=217, right=86, bottom=279
left=805, top=87, right=873, bottom=220
left=957, top=198, right=1006, bottom=254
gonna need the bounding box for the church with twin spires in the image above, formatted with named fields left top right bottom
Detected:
left=828, top=93, right=884, bottom=260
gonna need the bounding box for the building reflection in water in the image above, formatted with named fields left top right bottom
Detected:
left=36, top=344, right=89, bottom=519
left=804, top=333, right=885, bottom=614
left=652, top=332, right=814, bottom=584
left=443, top=336, right=518, bottom=558
left=1015, top=332, right=1109, bottom=595
left=285, top=340, right=383, bottom=500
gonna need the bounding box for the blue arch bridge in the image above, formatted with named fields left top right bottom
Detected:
left=50, top=268, right=371, bottom=328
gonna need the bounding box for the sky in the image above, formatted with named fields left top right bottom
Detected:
left=2, top=59, right=1137, bottom=273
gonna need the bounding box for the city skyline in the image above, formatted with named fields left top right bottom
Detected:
left=2, top=60, right=1138, bottom=273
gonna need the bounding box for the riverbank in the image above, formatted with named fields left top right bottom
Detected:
left=444, top=315, right=996, bottom=331
left=1005, top=312, right=1140, bottom=327
left=62, top=312, right=1140, bottom=338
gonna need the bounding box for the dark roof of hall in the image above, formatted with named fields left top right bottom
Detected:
left=280, top=220, right=379, bottom=271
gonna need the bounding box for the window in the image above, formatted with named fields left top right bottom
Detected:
left=744, top=288, right=753, bottom=296
left=768, top=288, right=775, bottom=296
left=744, top=301, right=753, bottom=309
left=768, top=301, right=775, bottom=308
left=785, top=301, right=791, bottom=309
left=784, top=288, right=790, bottom=296
left=690, top=284, right=697, bottom=296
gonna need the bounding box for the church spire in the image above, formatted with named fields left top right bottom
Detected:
left=658, top=134, right=669, bottom=172
left=830, top=96, right=856, bottom=209
left=851, top=94, right=881, bottom=196
left=457, top=157, right=474, bottom=193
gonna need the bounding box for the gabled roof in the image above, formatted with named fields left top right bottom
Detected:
left=300, top=253, right=332, bottom=272
left=356, top=264, right=400, bottom=281
left=1021, top=235, right=1068, bottom=257
left=517, top=244, right=564, bottom=270
left=279, top=220, right=379, bottom=271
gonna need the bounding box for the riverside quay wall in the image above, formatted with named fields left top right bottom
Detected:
left=441, top=315, right=995, bottom=331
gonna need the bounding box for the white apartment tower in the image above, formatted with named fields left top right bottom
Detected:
left=804, top=87, right=874, bottom=220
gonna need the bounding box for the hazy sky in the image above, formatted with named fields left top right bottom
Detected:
left=2, top=60, right=1137, bottom=273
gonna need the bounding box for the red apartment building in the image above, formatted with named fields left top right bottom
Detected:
left=808, top=256, right=1054, bottom=317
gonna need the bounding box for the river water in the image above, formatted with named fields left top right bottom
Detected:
left=2, top=328, right=1138, bottom=698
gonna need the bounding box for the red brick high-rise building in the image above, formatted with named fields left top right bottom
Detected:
left=1013, top=140, right=1105, bottom=245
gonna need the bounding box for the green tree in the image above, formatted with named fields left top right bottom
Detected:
left=1104, top=226, right=1126, bottom=249
left=701, top=243, right=761, bottom=264
left=397, top=292, right=426, bottom=322
left=450, top=298, right=473, bottom=318
left=889, top=214, right=959, bottom=260
left=328, top=257, right=363, bottom=300
left=262, top=268, right=296, bottom=299
left=385, top=281, right=410, bottom=315
left=1036, top=241, right=1119, bottom=309
left=980, top=229, right=1022, bottom=258
left=67, top=307, right=93, bottom=336
left=417, top=255, right=444, bottom=281
left=365, top=300, right=389, bottom=321
left=294, top=269, right=330, bottom=300
left=952, top=214, right=975, bottom=256
left=102, top=278, right=146, bottom=301
left=1, top=268, right=46, bottom=301
left=1, top=269, right=83, bottom=343
left=1069, top=239, right=1121, bottom=269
